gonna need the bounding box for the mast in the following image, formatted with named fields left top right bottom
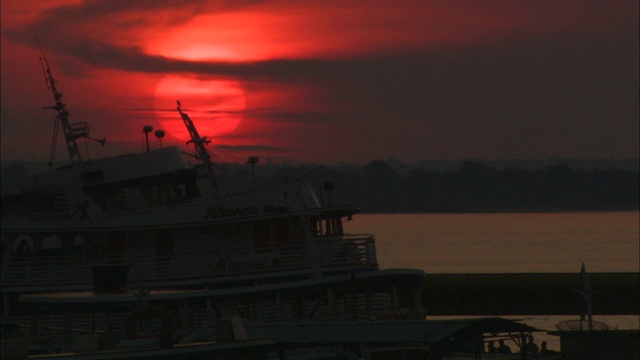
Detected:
left=176, top=101, right=217, bottom=186
left=578, top=262, right=594, bottom=331
left=39, top=48, right=85, bottom=168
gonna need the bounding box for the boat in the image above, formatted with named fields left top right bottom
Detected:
left=0, top=52, right=427, bottom=356
left=0, top=52, right=553, bottom=360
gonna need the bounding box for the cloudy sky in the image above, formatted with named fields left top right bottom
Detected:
left=1, top=0, right=638, bottom=165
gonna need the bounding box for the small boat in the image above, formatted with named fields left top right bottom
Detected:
left=555, top=262, right=609, bottom=332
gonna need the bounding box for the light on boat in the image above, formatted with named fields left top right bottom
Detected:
left=143, top=125, right=154, bottom=152
left=155, top=130, right=165, bottom=148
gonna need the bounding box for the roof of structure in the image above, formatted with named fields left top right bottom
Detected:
left=243, top=317, right=539, bottom=345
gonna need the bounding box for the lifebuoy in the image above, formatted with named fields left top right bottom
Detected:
left=13, top=235, right=34, bottom=257
left=125, top=307, right=172, bottom=342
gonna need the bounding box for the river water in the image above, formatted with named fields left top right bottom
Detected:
left=343, top=211, right=639, bottom=351
left=344, top=211, right=639, bottom=273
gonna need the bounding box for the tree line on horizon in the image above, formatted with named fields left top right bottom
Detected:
left=222, top=160, right=639, bottom=213
left=2, top=159, right=638, bottom=213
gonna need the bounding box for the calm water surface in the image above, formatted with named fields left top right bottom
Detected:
left=344, top=212, right=640, bottom=351
left=344, top=211, right=639, bottom=273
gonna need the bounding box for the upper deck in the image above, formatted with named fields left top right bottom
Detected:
left=1, top=232, right=378, bottom=295
left=0, top=144, right=329, bottom=232
left=2, top=147, right=190, bottom=196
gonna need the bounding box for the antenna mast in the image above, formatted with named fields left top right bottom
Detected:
left=176, top=101, right=217, bottom=186
left=38, top=39, right=85, bottom=167
left=578, top=262, right=595, bottom=331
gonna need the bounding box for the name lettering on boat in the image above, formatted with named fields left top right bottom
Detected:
left=204, top=205, right=289, bottom=219
left=212, top=256, right=279, bottom=272
left=204, top=205, right=259, bottom=219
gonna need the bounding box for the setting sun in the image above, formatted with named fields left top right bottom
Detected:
left=153, top=75, right=246, bottom=144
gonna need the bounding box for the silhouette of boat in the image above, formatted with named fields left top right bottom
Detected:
left=1, top=51, right=427, bottom=357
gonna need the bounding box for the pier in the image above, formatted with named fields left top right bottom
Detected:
left=421, top=272, right=639, bottom=315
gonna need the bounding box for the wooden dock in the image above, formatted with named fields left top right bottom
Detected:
left=420, top=272, right=639, bottom=315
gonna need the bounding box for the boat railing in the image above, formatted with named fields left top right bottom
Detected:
left=311, top=234, right=378, bottom=269
left=3, top=313, right=130, bottom=352
left=1, top=234, right=377, bottom=292
left=2, top=299, right=424, bottom=352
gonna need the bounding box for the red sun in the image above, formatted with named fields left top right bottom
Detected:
left=153, top=76, right=246, bottom=143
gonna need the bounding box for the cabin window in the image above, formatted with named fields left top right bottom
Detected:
left=81, top=171, right=104, bottom=182
left=183, top=178, right=199, bottom=198
left=336, top=217, right=344, bottom=234
left=290, top=217, right=305, bottom=241
left=83, top=170, right=200, bottom=211
left=309, top=217, right=319, bottom=237
left=141, top=184, right=161, bottom=206
left=254, top=218, right=304, bottom=252
left=164, top=182, right=180, bottom=202
left=156, top=230, right=172, bottom=255
left=83, top=187, right=105, bottom=210
left=253, top=222, right=271, bottom=253
left=222, top=224, right=242, bottom=239
left=107, top=232, right=126, bottom=260
left=312, top=215, right=344, bottom=237
left=156, top=229, right=172, bottom=259
left=1, top=185, right=64, bottom=216
left=87, top=184, right=159, bottom=212
left=104, top=190, right=127, bottom=211
left=163, top=178, right=199, bottom=204
left=273, top=220, right=290, bottom=249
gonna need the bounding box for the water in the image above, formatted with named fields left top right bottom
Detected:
left=344, top=211, right=639, bottom=273
left=344, top=211, right=640, bottom=351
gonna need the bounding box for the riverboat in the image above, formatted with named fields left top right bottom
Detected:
left=1, top=53, right=426, bottom=332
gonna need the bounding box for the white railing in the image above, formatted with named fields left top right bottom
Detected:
left=1, top=235, right=377, bottom=292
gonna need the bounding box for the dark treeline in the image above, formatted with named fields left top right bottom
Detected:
left=2, top=159, right=638, bottom=213
left=222, top=160, right=639, bottom=213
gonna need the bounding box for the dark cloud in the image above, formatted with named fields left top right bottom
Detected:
left=30, top=0, right=207, bottom=29
left=2, top=0, right=638, bottom=162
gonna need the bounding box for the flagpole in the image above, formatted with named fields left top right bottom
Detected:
left=580, top=262, right=594, bottom=331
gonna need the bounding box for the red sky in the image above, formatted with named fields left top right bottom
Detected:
left=1, top=0, right=638, bottom=165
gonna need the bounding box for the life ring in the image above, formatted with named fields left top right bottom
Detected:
left=125, top=307, right=172, bottom=341
left=12, top=235, right=34, bottom=256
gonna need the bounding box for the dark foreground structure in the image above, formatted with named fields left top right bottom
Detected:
left=422, top=272, right=639, bottom=315
left=549, top=329, right=640, bottom=360
left=243, top=317, right=541, bottom=360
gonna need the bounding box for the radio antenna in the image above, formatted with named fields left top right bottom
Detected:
left=177, top=101, right=217, bottom=187
left=36, top=37, right=51, bottom=91
left=37, top=37, right=87, bottom=167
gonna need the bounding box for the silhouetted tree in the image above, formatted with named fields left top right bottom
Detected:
left=213, top=160, right=638, bottom=213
